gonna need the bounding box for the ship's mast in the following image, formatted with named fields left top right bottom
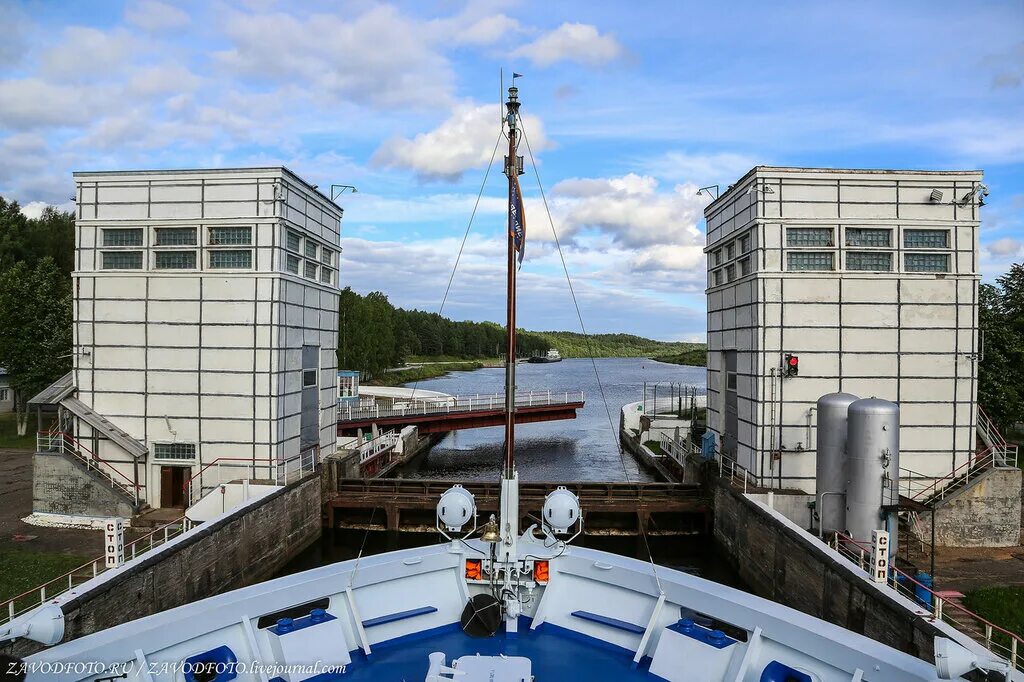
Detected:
left=502, top=85, right=522, bottom=480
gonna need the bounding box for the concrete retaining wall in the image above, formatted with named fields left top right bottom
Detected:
left=713, top=477, right=945, bottom=664
left=33, top=450, right=137, bottom=519
left=917, top=467, right=1022, bottom=547
left=5, top=474, right=321, bottom=658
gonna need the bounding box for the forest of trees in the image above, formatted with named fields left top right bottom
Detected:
left=337, top=287, right=706, bottom=379
left=978, top=264, right=1024, bottom=431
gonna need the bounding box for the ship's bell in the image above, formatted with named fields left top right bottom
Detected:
left=480, top=515, right=500, bottom=543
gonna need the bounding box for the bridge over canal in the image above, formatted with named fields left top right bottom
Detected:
left=336, top=390, right=586, bottom=435
left=322, top=476, right=709, bottom=537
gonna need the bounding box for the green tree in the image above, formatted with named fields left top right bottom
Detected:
left=0, top=199, right=75, bottom=275
left=0, top=258, right=73, bottom=434
left=979, top=265, right=1024, bottom=430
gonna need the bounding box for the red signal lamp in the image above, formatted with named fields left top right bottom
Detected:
left=784, top=354, right=799, bottom=377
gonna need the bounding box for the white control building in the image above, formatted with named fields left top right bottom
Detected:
left=37, top=168, right=341, bottom=511
left=704, top=167, right=982, bottom=492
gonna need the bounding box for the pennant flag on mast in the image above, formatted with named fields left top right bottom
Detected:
left=509, top=173, right=526, bottom=266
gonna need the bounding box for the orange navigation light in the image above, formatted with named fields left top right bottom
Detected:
left=465, top=559, right=482, bottom=580
left=534, top=560, right=549, bottom=583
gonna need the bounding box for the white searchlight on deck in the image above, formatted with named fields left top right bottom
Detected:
left=436, top=485, right=477, bottom=538
left=933, top=637, right=1009, bottom=679
left=0, top=603, right=64, bottom=646
left=542, top=486, right=581, bottom=535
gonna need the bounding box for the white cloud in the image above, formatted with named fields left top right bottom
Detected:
left=40, top=27, right=138, bottom=79
left=511, top=23, right=623, bottom=67
left=987, top=237, right=1023, bottom=257
left=455, top=14, right=522, bottom=45
left=0, top=79, right=97, bottom=130
left=20, top=201, right=50, bottom=220
left=373, top=103, right=550, bottom=181
left=641, top=151, right=761, bottom=184
left=125, top=0, right=190, bottom=31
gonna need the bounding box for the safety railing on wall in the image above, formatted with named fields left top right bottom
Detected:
left=658, top=431, right=700, bottom=469
left=716, top=451, right=762, bottom=494
left=0, top=516, right=191, bottom=628
left=36, top=431, right=142, bottom=505
left=829, top=531, right=1021, bottom=673
left=358, top=432, right=400, bottom=464
left=338, top=390, right=585, bottom=422
left=184, top=447, right=320, bottom=507
left=899, top=447, right=1002, bottom=506
left=978, top=406, right=1019, bottom=468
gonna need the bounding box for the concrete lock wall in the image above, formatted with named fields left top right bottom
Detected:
left=713, top=478, right=945, bottom=664
left=4, top=474, right=321, bottom=658
left=33, top=450, right=137, bottom=519
left=917, top=468, right=1023, bottom=547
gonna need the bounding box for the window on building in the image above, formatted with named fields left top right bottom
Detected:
left=714, top=249, right=722, bottom=265
left=155, top=227, right=197, bottom=246
left=102, top=228, right=143, bottom=247
left=725, top=243, right=735, bottom=260
left=101, top=251, right=143, bottom=269
left=304, top=241, right=318, bottom=260
left=904, top=229, right=949, bottom=248
left=303, top=369, right=317, bottom=387
left=287, top=231, right=302, bottom=252
left=787, top=251, right=834, bottom=271
left=726, top=372, right=737, bottom=391
left=286, top=254, right=300, bottom=274
left=786, top=227, right=834, bottom=247
left=209, top=227, right=252, bottom=245
left=739, top=257, right=751, bottom=276
left=153, top=442, right=196, bottom=460
left=209, top=250, right=252, bottom=269
left=304, top=261, right=318, bottom=279
left=726, top=264, right=736, bottom=282
left=739, top=233, right=751, bottom=253
left=154, top=251, right=197, bottom=269
left=320, top=268, right=334, bottom=285
left=905, top=253, right=949, bottom=272
left=713, top=270, right=722, bottom=286
left=321, top=249, right=333, bottom=266
left=0, top=389, right=7, bottom=401
left=846, top=251, right=892, bottom=271
left=846, top=228, right=891, bottom=247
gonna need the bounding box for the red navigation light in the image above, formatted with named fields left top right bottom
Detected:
left=785, top=354, right=799, bottom=377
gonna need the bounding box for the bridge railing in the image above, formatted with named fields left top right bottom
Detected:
left=338, top=390, right=585, bottom=422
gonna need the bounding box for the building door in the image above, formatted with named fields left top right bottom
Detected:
left=160, top=466, right=186, bottom=508
left=723, top=350, right=738, bottom=458
left=300, top=345, right=320, bottom=450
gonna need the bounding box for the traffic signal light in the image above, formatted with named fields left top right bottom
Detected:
left=784, top=354, right=799, bottom=377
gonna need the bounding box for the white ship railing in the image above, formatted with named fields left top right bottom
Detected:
left=830, top=531, right=1022, bottom=673
left=0, top=516, right=192, bottom=627
left=338, top=390, right=584, bottom=422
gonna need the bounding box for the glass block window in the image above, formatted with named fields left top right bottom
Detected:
left=714, top=249, right=722, bottom=265
left=320, top=268, right=333, bottom=284
left=209, top=227, right=252, bottom=245
left=739, top=233, right=751, bottom=253
left=155, top=227, right=196, bottom=246
left=713, top=270, right=722, bottom=286
left=725, top=243, right=735, bottom=260
left=304, top=241, right=318, bottom=259
left=739, top=257, right=751, bottom=276
left=102, top=228, right=143, bottom=247
left=904, top=229, right=948, bottom=248
left=101, top=251, right=143, bottom=269
left=209, top=250, right=252, bottom=269
left=153, top=442, right=196, bottom=460
left=287, top=231, right=302, bottom=252
left=905, top=253, right=949, bottom=272
left=786, top=227, right=833, bottom=247
left=787, top=251, right=834, bottom=271
left=726, top=264, right=736, bottom=281
left=846, top=228, right=891, bottom=247
left=286, top=254, right=300, bottom=274
left=154, top=251, right=197, bottom=269
left=321, top=249, right=333, bottom=266
left=304, top=261, right=318, bottom=279
left=846, top=251, right=892, bottom=271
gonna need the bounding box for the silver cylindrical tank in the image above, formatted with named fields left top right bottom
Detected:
left=846, top=398, right=900, bottom=557
left=815, top=392, right=859, bottom=534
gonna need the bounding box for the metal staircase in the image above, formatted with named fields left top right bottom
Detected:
left=37, top=431, right=144, bottom=508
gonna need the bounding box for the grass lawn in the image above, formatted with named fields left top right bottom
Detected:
left=962, top=586, right=1024, bottom=642
left=0, top=547, right=91, bottom=613
left=0, top=412, right=35, bottom=449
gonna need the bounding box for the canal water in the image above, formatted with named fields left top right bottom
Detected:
left=280, top=358, right=745, bottom=591
left=397, top=357, right=706, bottom=483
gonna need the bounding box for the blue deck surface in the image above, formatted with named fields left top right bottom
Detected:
left=340, top=619, right=658, bottom=681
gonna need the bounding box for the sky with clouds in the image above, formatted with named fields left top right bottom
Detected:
left=1, top=0, right=1022, bottom=341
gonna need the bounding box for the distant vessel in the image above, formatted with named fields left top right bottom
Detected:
left=528, top=348, right=562, bottom=363
left=2, top=82, right=990, bottom=682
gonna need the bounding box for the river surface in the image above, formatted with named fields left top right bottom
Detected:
left=397, top=357, right=706, bottom=482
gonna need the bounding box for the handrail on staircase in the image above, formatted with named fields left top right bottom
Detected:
left=37, top=430, right=142, bottom=494
left=904, top=447, right=997, bottom=503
